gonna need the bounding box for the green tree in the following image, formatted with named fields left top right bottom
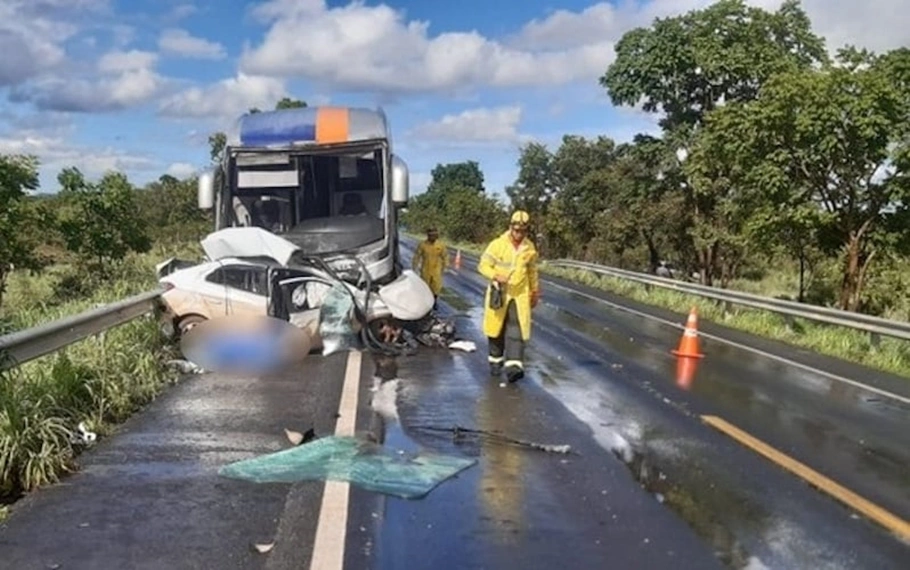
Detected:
left=208, top=131, right=226, bottom=163
left=505, top=142, right=557, bottom=221
left=57, top=168, right=152, bottom=273
left=0, top=154, right=49, bottom=308
left=689, top=47, right=910, bottom=309
left=426, top=161, right=485, bottom=194
left=275, top=97, right=307, bottom=110
left=601, top=0, right=827, bottom=133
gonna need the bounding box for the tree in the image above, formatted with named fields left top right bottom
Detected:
left=0, top=154, right=48, bottom=308
left=689, top=47, right=910, bottom=309
left=208, top=132, right=226, bottom=163
left=426, top=161, right=485, bottom=194
left=275, top=97, right=306, bottom=110
left=600, top=0, right=827, bottom=133
left=57, top=168, right=152, bottom=273
left=506, top=142, right=557, bottom=217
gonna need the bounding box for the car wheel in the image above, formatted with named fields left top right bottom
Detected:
left=177, top=315, right=207, bottom=336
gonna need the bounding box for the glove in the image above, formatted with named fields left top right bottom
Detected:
left=530, top=290, right=540, bottom=308
left=494, top=273, right=510, bottom=284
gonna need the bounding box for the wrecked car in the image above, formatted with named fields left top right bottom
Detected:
left=156, top=227, right=437, bottom=352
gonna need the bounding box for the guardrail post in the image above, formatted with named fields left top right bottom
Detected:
left=870, top=331, right=882, bottom=349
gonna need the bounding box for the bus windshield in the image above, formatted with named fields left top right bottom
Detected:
left=229, top=148, right=386, bottom=236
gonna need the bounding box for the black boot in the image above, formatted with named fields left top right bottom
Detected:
left=505, top=365, right=524, bottom=383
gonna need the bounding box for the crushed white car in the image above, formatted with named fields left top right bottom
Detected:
left=156, top=227, right=437, bottom=352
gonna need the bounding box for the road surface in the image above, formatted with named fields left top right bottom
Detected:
left=1, top=242, right=908, bottom=569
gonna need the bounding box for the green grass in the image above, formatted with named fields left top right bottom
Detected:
left=540, top=264, right=910, bottom=378
left=0, top=242, right=202, bottom=503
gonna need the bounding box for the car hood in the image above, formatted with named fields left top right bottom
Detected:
left=200, top=227, right=302, bottom=266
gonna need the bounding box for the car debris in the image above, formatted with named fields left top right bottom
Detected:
left=157, top=227, right=454, bottom=357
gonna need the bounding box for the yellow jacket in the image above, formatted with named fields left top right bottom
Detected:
left=413, top=239, right=448, bottom=293
left=478, top=231, right=540, bottom=341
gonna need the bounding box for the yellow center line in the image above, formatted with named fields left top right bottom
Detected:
left=701, top=414, right=910, bottom=542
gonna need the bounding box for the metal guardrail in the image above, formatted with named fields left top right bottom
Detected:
left=0, top=290, right=164, bottom=371
left=546, top=259, right=910, bottom=342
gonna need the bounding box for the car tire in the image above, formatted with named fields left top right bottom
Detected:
left=177, top=315, right=207, bottom=336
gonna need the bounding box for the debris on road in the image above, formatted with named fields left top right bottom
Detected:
left=251, top=542, right=275, bottom=554
left=165, top=358, right=205, bottom=374
left=412, top=424, right=573, bottom=455
left=448, top=340, right=476, bottom=352
left=218, top=435, right=476, bottom=499
left=69, top=421, right=97, bottom=446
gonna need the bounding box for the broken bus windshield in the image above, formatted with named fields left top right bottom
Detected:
left=229, top=149, right=385, bottom=233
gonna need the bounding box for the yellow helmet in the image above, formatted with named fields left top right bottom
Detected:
left=510, top=210, right=530, bottom=226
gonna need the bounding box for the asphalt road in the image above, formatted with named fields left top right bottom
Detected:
left=403, top=240, right=910, bottom=569
left=2, top=240, right=907, bottom=570
left=0, top=270, right=725, bottom=568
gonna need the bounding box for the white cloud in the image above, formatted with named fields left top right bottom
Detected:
left=239, top=0, right=615, bottom=93
left=98, top=49, right=158, bottom=73
left=0, top=131, right=157, bottom=185
left=158, top=72, right=287, bottom=121
left=159, top=28, right=226, bottom=59
left=165, top=162, right=198, bottom=178
left=410, top=106, right=524, bottom=144
left=11, top=49, right=167, bottom=112
left=0, top=1, right=83, bottom=87
left=237, top=0, right=909, bottom=96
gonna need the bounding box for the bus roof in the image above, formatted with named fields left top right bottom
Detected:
left=231, top=106, right=390, bottom=148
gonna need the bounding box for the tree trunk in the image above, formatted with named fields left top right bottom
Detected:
left=838, top=236, right=868, bottom=311
left=643, top=231, right=660, bottom=273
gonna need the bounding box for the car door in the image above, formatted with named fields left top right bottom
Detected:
left=267, top=269, right=336, bottom=341
left=204, top=264, right=269, bottom=317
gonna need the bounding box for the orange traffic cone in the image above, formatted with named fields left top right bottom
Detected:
left=671, top=307, right=704, bottom=359
left=453, top=249, right=462, bottom=270
left=675, top=356, right=698, bottom=390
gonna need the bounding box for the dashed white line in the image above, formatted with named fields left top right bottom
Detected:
left=309, top=349, right=362, bottom=570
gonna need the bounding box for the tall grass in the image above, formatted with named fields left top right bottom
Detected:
left=0, top=242, right=201, bottom=503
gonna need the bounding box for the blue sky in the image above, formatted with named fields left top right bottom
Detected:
left=0, top=0, right=904, bottom=199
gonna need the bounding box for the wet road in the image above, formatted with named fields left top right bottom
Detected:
left=0, top=353, right=362, bottom=569
left=402, top=241, right=910, bottom=568
left=2, top=240, right=907, bottom=569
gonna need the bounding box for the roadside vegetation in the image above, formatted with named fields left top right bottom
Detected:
left=0, top=95, right=308, bottom=503
left=403, top=0, right=910, bottom=378
left=0, top=152, right=209, bottom=503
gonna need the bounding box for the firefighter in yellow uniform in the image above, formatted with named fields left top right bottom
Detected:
left=412, top=227, right=448, bottom=309
left=478, top=211, right=540, bottom=382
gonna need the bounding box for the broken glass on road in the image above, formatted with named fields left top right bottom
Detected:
left=218, top=435, right=476, bottom=499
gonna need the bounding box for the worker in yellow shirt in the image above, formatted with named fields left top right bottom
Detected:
left=412, top=227, right=448, bottom=309
left=478, top=211, right=540, bottom=382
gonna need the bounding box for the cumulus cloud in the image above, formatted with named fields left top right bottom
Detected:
left=158, top=72, right=287, bottom=120
left=237, top=0, right=908, bottom=96
left=159, top=28, right=226, bottom=59
left=410, top=106, right=524, bottom=144
left=0, top=130, right=157, bottom=184
left=165, top=162, right=198, bottom=178
left=10, top=49, right=168, bottom=112
left=239, top=0, right=615, bottom=93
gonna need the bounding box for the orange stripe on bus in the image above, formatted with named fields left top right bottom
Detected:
left=316, top=107, right=349, bottom=143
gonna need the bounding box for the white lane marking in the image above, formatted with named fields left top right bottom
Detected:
left=541, top=277, right=910, bottom=407
left=309, top=350, right=362, bottom=570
